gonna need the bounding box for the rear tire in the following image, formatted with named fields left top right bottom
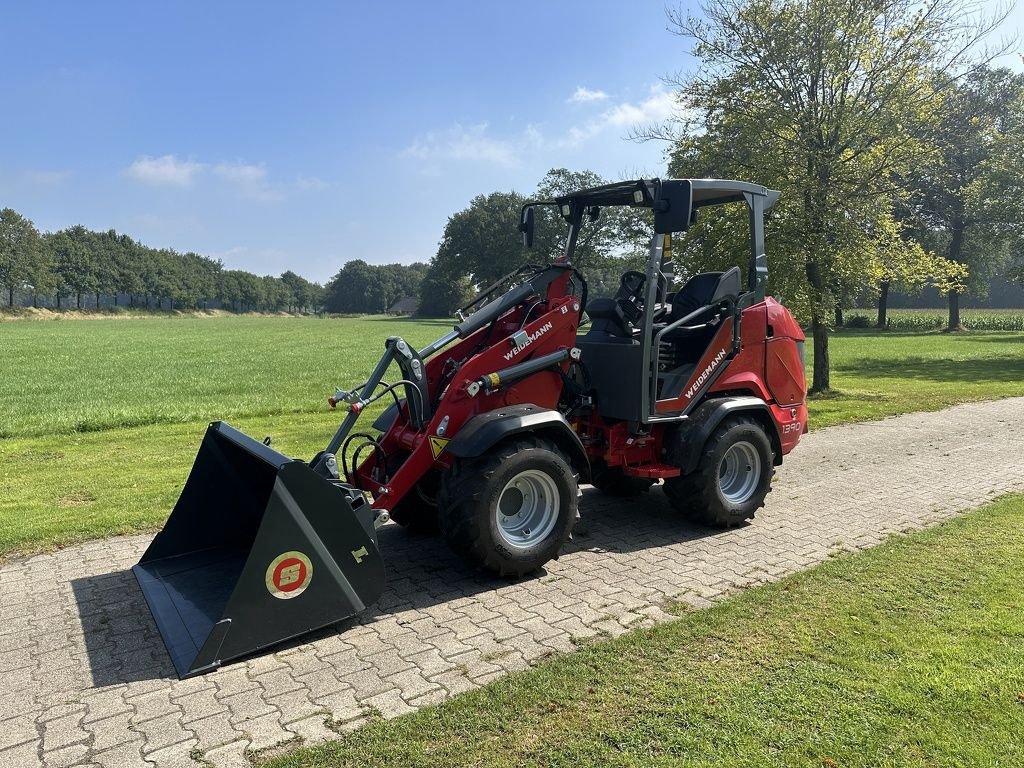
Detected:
left=439, top=437, right=578, bottom=577
left=590, top=460, right=654, bottom=497
left=664, top=416, right=773, bottom=527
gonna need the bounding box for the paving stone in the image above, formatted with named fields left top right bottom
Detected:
left=405, top=688, right=449, bottom=709
left=296, top=668, right=348, bottom=701
left=0, top=742, right=43, bottom=768
left=223, top=689, right=274, bottom=726
left=202, top=739, right=250, bottom=768
left=237, top=711, right=291, bottom=751
left=189, top=712, right=244, bottom=752
left=136, top=710, right=193, bottom=755
left=81, top=688, right=131, bottom=724
left=266, top=688, right=323, bottom=725
left=0, top=715, right=40, bottom=751
left=143, top=738, right=203, bottom=768
left=283, top=714, right=336, bottom=745
left=174, top=686, right=225, bottom=725
left=39, top=744, right=88, bottom=768
left=3, top=399, right=1024, bottom=766
left=127, top=687, right=178, bottom=724
left=90, top=740, right=149, bottom=768
left=314, top=688, right=362, bottom=724
left=41, top=710, right=88, bottom=751
left=88, top=710, right=141, bottom=752
left=427, top=669, right=477, bottom=696
left=360, top=689, right=416, bottom=719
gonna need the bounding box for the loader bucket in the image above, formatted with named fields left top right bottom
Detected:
left=133, top=421, right=385, bottom=678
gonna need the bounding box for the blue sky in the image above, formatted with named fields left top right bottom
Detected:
left=1, top=2, right=1020, bottom=283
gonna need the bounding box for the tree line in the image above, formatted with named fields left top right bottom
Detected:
left=416, top=1, right=1024, bottom=395
left=0, top=213, right=325, bottom=312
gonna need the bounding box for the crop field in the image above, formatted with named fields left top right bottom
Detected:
left=2, top=314, right=1023, bottom=557
left=844, top=307, right=1024, bottom=331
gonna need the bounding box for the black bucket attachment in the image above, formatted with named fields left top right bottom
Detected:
left=134, top=422, right=385, bottom=678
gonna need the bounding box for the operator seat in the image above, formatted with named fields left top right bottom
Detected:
left=665, top=266, right=741, bottom=351
left=657, top=267, right=741, bottom=400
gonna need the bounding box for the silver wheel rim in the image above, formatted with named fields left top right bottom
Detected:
left=496, top=469, right=560, bottom=549
left=718, top=441, right=761, bottom=505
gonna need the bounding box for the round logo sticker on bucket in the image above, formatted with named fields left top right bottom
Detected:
left=265, top=551, right=313, bottom=600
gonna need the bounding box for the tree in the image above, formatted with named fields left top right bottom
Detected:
left=50, top=231, right=96, bottom=309
left=905, top=66, right=1024, bottom=330
left=26, top=237, right=57, bottom=307
left=656, top=0, right=1005, bottom=391
left=218, top=270, right=245, bottom=311
left=112, top=233, right=145, bottom=306
left=324, top=260, right=378, bottom=313
left=417, top=262, right=474, bottom=317
left=534, top=168, right=651, bottom=269
left=0, top=208, right=41, bottom=306
left=432, top=191, right=529, bottom=288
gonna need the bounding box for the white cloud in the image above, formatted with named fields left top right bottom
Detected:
left=212, top=161, right=266, bottom=184
left=399, top=85, right=678, bottom=173
left=294, top=175, right=329, bottom=191
left=601, top=86, right=677, bottom=127
left=125, top=155, right=205, bottom=187
left=568, top=86, right=609, bottom=104
left=402, top=123, right=520, bottom=168
left=124, top=155, right=287, bottom=200
left=21, top=169, right=71, bottom=187
left=211, top=161, right=281, bottom=201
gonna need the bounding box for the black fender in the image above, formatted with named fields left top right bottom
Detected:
left=672, top=396, right=783, bottom=474
left=446, top=404, right=591, bottom=482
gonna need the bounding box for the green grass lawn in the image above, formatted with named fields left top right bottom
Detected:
left=265, top=494, right=1024, bottom=768
left=806, top=329, right=1024, bottom=426
left=1, top=315, right=1022, bottom=557
left=0, top=315, right=445, bottom=439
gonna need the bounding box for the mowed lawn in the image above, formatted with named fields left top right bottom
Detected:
left=1, top=314, right=1023, bottom=557
left=267, top=494, right=1024, bottom=768
left=0, top=315, right=446, bottom=438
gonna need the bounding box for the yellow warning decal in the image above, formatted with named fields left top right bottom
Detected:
left=429, top=436, right=450, bottom=459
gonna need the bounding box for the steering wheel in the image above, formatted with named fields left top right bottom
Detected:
left=616, top=270, right=648, bottom=325
left=619, top=270, right=647, bottom=302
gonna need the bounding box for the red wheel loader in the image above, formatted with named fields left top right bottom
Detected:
left=134, top=178, right=808, bottom=677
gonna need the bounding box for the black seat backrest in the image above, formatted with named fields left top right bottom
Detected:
left=585, top=297, right=633, bottom=338
left=672, top=266, right=741, bottom=320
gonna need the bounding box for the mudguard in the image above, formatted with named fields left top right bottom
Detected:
left=446, top=403, right=591, bottom=482
left=672, top=396, right=783, bottom=474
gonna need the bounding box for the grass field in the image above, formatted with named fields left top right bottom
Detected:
left=1, top=315, right=1023, bottom=557
left=266, top=494, right=1024, bottom=768
left=0, top=315, right=445, bottom=439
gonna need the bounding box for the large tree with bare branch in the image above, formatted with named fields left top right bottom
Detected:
left=648, top=0, right=1007, bottom=391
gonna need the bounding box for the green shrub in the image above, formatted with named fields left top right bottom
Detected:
left=844, top=314, right=872, bottom=328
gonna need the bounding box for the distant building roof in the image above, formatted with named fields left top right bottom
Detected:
left=388, top=296, right=420, bottom=314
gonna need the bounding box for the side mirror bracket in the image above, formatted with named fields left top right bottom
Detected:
left=519, top=206, right=535, bottom=248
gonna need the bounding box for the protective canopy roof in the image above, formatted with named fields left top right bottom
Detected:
left=552, top=178, right=780, bottom=211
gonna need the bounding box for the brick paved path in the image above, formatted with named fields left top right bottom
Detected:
left=2, top=398, right=1023, bottom=767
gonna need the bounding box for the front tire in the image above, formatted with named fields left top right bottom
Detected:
left=664, top=416, right=773, bottom=527
left=439, top=437, right=578, bottom=577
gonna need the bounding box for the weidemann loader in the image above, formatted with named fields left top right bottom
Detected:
left=134, top=178, right=808, bottom=677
